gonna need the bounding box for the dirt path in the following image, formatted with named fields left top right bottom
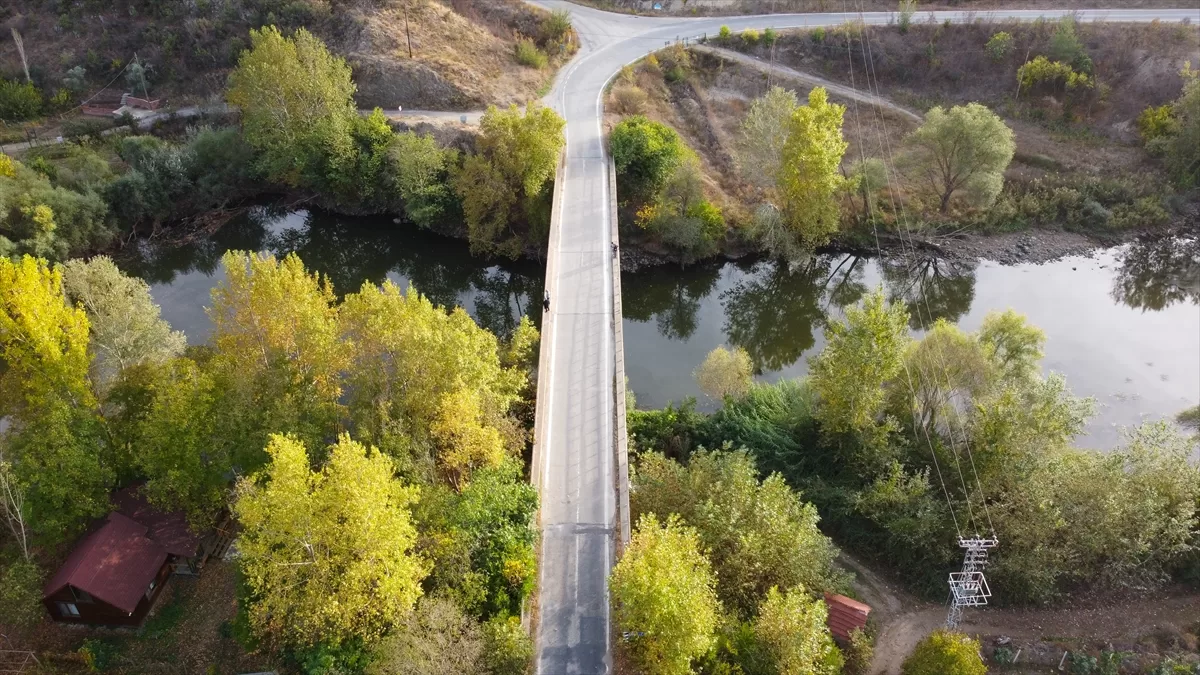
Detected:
left=839, top=554, right=1200, bottom=673
left=690, top=44, right=924, bottom=124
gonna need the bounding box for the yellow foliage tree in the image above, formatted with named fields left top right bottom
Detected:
left=777, top=87, right=848, bottom=250
left=431, top=387, right=507, bottom=488
left=234, top=433, right=427, bottom=648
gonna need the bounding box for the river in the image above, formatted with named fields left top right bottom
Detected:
left=120, top=206, right=1199, bottom=450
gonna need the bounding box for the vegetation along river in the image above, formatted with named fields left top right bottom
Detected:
left=120, top=207, right=1199, bottom=450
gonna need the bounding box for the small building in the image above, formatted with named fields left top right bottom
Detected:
left=824, top=592, right=871, bottom=642
left=42, top=489, right=203, bottom=626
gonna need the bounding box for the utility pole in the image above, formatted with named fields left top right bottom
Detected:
left=946, top=536, right=998, bottom=630
left=404, top=3, right=414, bottom=58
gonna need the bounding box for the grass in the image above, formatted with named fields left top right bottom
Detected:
left=515, top=38, right=549, bottom=69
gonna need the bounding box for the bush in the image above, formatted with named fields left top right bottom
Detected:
left=540, top=9, right=572, bottom=44
left=719, top=25, right=732, bottom=42
left=1017, top=56, right=1093, bottom=93
left=811, top=27, right=826, bottom=43
left=1138, top=105, right=1178, bottom=143
left=742, top=29, right=761, bottom=46
left=986, top=31, right=1014, bottom=61
left=898, top=0, right=917, bottom=34
left=764, top=27, right=778, bottom=46
left=79, top=639, right=120, bottom=672
left=901, top=630, right=985, bottom=675
left=483, top=616, right=534, bottom=675
left=514, top=38, right=548, bottom=69
left=610, top=115, right=686, bottom=203
left=0, top=560, right=44, bottom=628
left=612, top=86, right=649, bottom=115
left=0, top=80, right=42, bottom=122
left=844, top=627, right=875, bottom=675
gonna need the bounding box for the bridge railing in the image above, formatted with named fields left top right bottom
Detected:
left=609, top=156, right=631, bottom=552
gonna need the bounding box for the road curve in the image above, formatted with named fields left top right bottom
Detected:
left=528, top=4, right=1199, bottom=674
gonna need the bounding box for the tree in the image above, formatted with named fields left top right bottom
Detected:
left=694, top=345, right=754, bottom=400
left=234, top=433, right=427, bottom=649
left=368, top=597, right=485, bottom=675
left=977, top=309, right=1044, bottom=383
left=340, top=280, right=528, bottom=479
left=454, top=103, right=565, bottom=257
left=0, top=559, right=43, bottom=628
left=848, top=158, right=888, bottom=222
left=610, top=513, right=720, bottom=675
left=610, top=115, right=686, bottom=203
left=226, top=26, right=358, bottom=190
left=1164, top=66, right=1200, bottom=188
left=133, top=358, right=230, bottom=529
left=0, top=256, right=111, bottom=543
left=387, top=131, right=457, bottom=228
left=61, top=256, right=186, bottom=391
left=776, top=87, right=848, bottom=249
left=209, top=251, right=346, bottom=470
left=483, top=616, right=535, bottom=675
left=898, top=103, right=1015, bottom=213
left=809, top=289, right=910, bottom=434
left=755, top=586, right=843, bottom=675
left=901, top=630, right=986, bottom=675
left=632, top=449, right=843, bottom=618
left=736, top=87, right=800, bottom=188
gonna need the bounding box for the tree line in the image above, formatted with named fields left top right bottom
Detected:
left=0, top=251, right=541, bottom=674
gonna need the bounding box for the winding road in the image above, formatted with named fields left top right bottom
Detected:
left=527, top=4, right=1199, bottom=674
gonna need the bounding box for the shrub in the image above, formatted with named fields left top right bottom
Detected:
left=482, top=616, right=534, bottom=675
left=742, top=29, right=761, bottom=46
left=610, top=115, right=686, bottom=203
left=986, top=31, right=1014, bottom=61
left=764, top=27, right=778, bottom=46
left=694, top=345, right=753, bottom=400
left=0, top=560, right=44, bottom=628
left=1111, top=196, right=1169, bottom=229
left=540, top=9, right=572, bottom=44
left=811, top=27, right=826, bottom=43
left=719, top=25, right=732, bottom=42
left=79, top=639, right=120, bottom=672
left=0, top=80, right=43, bottom=122
left=1017, top=56, right=1093, bottom=93
left=612, top=85, right=649, bottom=115
left=1138, top=105, right=1178, bottom=142
left=901, top=630, right=986, bottom=675
left=1049, top=16, right=1093, bottom=73
left=844, top=627, right=875, bottom=675
left=514, top=38, right=548, bottom=69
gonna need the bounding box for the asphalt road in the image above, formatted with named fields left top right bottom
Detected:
left=528, top=3, right=1198, bottom=674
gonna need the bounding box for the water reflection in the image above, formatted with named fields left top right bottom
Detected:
left=721, top=257, right=835, bottom=373
left=118, top=206, right=543, bottom=341
left=1111, top=236, right=1200, bottom=312
left=622, top=262, right=721, bottom=341
left=881, top=255, right=977, bottom=330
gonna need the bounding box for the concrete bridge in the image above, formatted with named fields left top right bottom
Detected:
left=527, top=4, right=1199, bottom=674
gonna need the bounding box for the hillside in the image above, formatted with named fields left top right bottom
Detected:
left=0, top=0, right=571, bottom=113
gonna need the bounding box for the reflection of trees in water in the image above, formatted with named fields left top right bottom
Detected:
left=881, top=255, right=977, bottom=330
left=118, top=206, right=543, bottom=339
left=1112, top=237, right=1200, bottom=312
left=721, top=256, right=836, bottom=373
left=622, top=263, right=722, bottom=341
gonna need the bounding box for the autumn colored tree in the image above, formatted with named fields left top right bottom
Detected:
left=226, top=26, right=358, bottom=190
left=776, top=87, right=848, bottom=249
left=234, top=433, right=427, bottom=649
left=736, top=86, right=800, bottom=189
left=694, top=345, right=754, bottom=401
left=755, top=586, right=843, bottom=675
left=611, top=514, right=720, bottom=675
left=0, top=255, right=111, bottom=543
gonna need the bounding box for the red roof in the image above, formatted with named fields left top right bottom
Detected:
left=43, top=513, right=168, bottom=614
left=112, top=486, right=201, bottom=557
left=824, top=592, right=871, bottom=641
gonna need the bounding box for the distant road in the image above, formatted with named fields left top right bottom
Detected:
left=526, top=3, right=1200, bottom=674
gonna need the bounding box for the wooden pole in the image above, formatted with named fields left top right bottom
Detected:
left=404, top=4, right=414, bottom=58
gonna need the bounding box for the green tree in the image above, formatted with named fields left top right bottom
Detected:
left=1164, top=67, right=1200, bottom=188
left=977, top=309, right=1045, bottom=383
left=133, top=358, right=230, bottom=529
left=226, top=26, right=358, bottom=190
left=776, top=87, right=848, bottom=249
left=483, top=616, right=534, bottom=675
left=848, top=158, right=888, bottom=222
left=899, top=103, right=1015, bottom=213
left=809, top=289, right=910, bottom=435
left=0, top=256, right=111, bottom=544
left=234, top=433, right=427, bottom=649
left=0, top=559, right=43, bottom=628
left=387, top=131, right=457, bottom=228
left=1048, top=17, right=1092, bottom=73
left=611, top=115, right=686, bottom=204
left=61, top=256, right=186, bottom=391
left=736, top=86, right=800, bottom=188
left=755, top=586, right=843, bottom=675
left=901, top=630, right=986, bottom=675
left=632, top=449, right=842, bottom=617
left=694, top=345, right=754, bottom=400
left=611, top=513, right=720, bottom=675
left=453, top=103, right=565, bottom=257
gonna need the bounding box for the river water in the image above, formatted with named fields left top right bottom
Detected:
left=121, top=207, right=1199, bottom=450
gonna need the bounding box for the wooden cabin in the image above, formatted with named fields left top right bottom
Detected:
left=824, top=592, right=872, bottom=642
left=42, top=489, right=202, bottom=626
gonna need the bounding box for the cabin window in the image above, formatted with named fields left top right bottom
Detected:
left=72, top=588, right=94, bottom=604
left=56, top=602, right=80, bottom=617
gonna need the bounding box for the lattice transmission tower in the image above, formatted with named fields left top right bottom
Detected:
left=946, top=536, right=998, bottom=630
